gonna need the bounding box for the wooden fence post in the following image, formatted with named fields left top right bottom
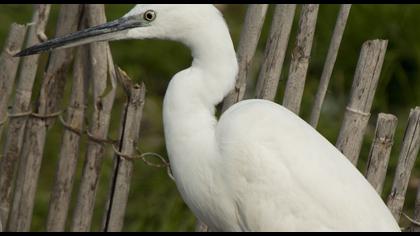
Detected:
left=7, top=5, right=84, bottom=232
left=0, top=23, right=26, bottom=139
left=282, top=4, right=319, bottom=114
left=0, top=5, right=51, bottom=230
left=364, top=113, right=398, bottom=194
left=0, top=23, right=26, bottom=228
left=222, top=4, right=268, bottom=112
left=70, top=4, right=117, bottom=231
left=387, top=107, right=420, bottom=222
left=101, top=67, right=146, bottom=232
left=309, top=4, right=351, bottom=127
left=335, top=39, right=388, bottom=165
left=255, top=4, right=296, bottom=101
left=46, top=45, right=90, bottom=231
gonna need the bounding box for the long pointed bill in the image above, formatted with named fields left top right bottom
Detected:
left=15, top=15, right=149, bottom=57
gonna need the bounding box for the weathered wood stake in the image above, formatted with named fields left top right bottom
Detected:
left=222, top=4, right=268, bottom=112
left=309, top=4, right=351, bottom=127
left=7, top=5, right=83, bottom=232
left=282, top=4, right=319, bottom=114
left=102, top=67, right=146, bottom=232
left=387, top=107, right=420, bottom=222
left=0, top=5, right=50, bottom=230
left=71, top=4, right=117, bottom=232
left=364, top=113, right=398, bottom=194
left=0, top=23, right=26, bottom=139
left=46, top=45, right=90, bottom=231
left=255, top=4, right=296, bottom=101
left=335, top=39, right=388, bottom=165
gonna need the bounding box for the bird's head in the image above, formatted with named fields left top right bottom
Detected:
left=15, top=4, right=226, bottom=57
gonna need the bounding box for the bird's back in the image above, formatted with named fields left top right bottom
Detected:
left=215, top=99, right=400, bottom=231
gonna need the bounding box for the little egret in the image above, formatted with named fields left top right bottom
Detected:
left=17, top=4, right=400, bottom=232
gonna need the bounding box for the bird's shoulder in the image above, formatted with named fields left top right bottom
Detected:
left=216, top=98, right=332, bottom=155
left=214, top=99, right=399, bottom=231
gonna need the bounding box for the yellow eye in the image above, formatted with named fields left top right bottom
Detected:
left=144, top=10, right=156, bottom=22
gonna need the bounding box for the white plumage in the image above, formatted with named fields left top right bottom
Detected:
left=157, top=5, right=399, bottom=232
left=17, top=4, right=401, bottom=232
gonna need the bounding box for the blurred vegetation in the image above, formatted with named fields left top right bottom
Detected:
left=0, top=4, right=419, bottom=231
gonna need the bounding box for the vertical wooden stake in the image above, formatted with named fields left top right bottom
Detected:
left=335, top=39, right=388, bottom=165
left=364, top=113, right=398, bottom=194
left=71, top=5, right=117, bottom=232
left=0, top=23, right=26, bottom=228
left=222, top=4, right=268, bottom=112
left=0, top=23, right=26, bottom=139
left=309, top=4, right=351, bottom=128
left=387, top=107, right=420, bottom=222
left=102, top=67, right=146, bottom=232
left=255, top=4, right=296, bottom=101
left=7, top=5, right=83, bottom=232
left=282, top=4, right=319, bottom=114
left=46, top=45, right=90, bottom=231
left=0, top=5, right=51, bottom=230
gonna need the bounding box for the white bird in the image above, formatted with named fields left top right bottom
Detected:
left=17, top=4, right=401, bottom=232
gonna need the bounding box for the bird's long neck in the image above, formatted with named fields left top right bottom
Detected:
left=162, top=18, right=237, bottom=203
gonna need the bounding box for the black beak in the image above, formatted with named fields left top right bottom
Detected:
left=15, top=15, right=149, bottom=57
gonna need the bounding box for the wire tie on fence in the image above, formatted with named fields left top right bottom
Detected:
left=139, top=152, right=168, bottom=168
left=7, top=110, right=62, bottom=120
left=136, top=146, right=170, bottom=168
left=112, top=144, right=166, bottom=167
left=135, top=147, right=175, bottom=181
left=58, top=114, right=83, bottom=136
left=7, top=110, right=33, bottom=118
left=345, top=106, right=370, bottom=117
left=402, top=212, right=420, bottom=227
left=112, top=145, right=175, bottom=181
left=167, top=165, right=175, bottom=181
left=31, top=110, right=62, bottom=119
left=111, top=145, right=133, bottom=160
left=86, top=130, right=118, bottom=145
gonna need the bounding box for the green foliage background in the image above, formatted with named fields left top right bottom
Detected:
left=0, top=4, right=419, bottom=231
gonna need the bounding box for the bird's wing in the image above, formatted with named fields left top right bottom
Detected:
left=215, top=99, right=400, bottom=232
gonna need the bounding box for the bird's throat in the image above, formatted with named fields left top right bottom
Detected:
left=161, top=16, right=238, bottom=224
left=162, top=24, right=237, bottom=204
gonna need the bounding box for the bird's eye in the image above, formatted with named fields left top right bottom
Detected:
left=144, top=10, right=156, bottom=22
